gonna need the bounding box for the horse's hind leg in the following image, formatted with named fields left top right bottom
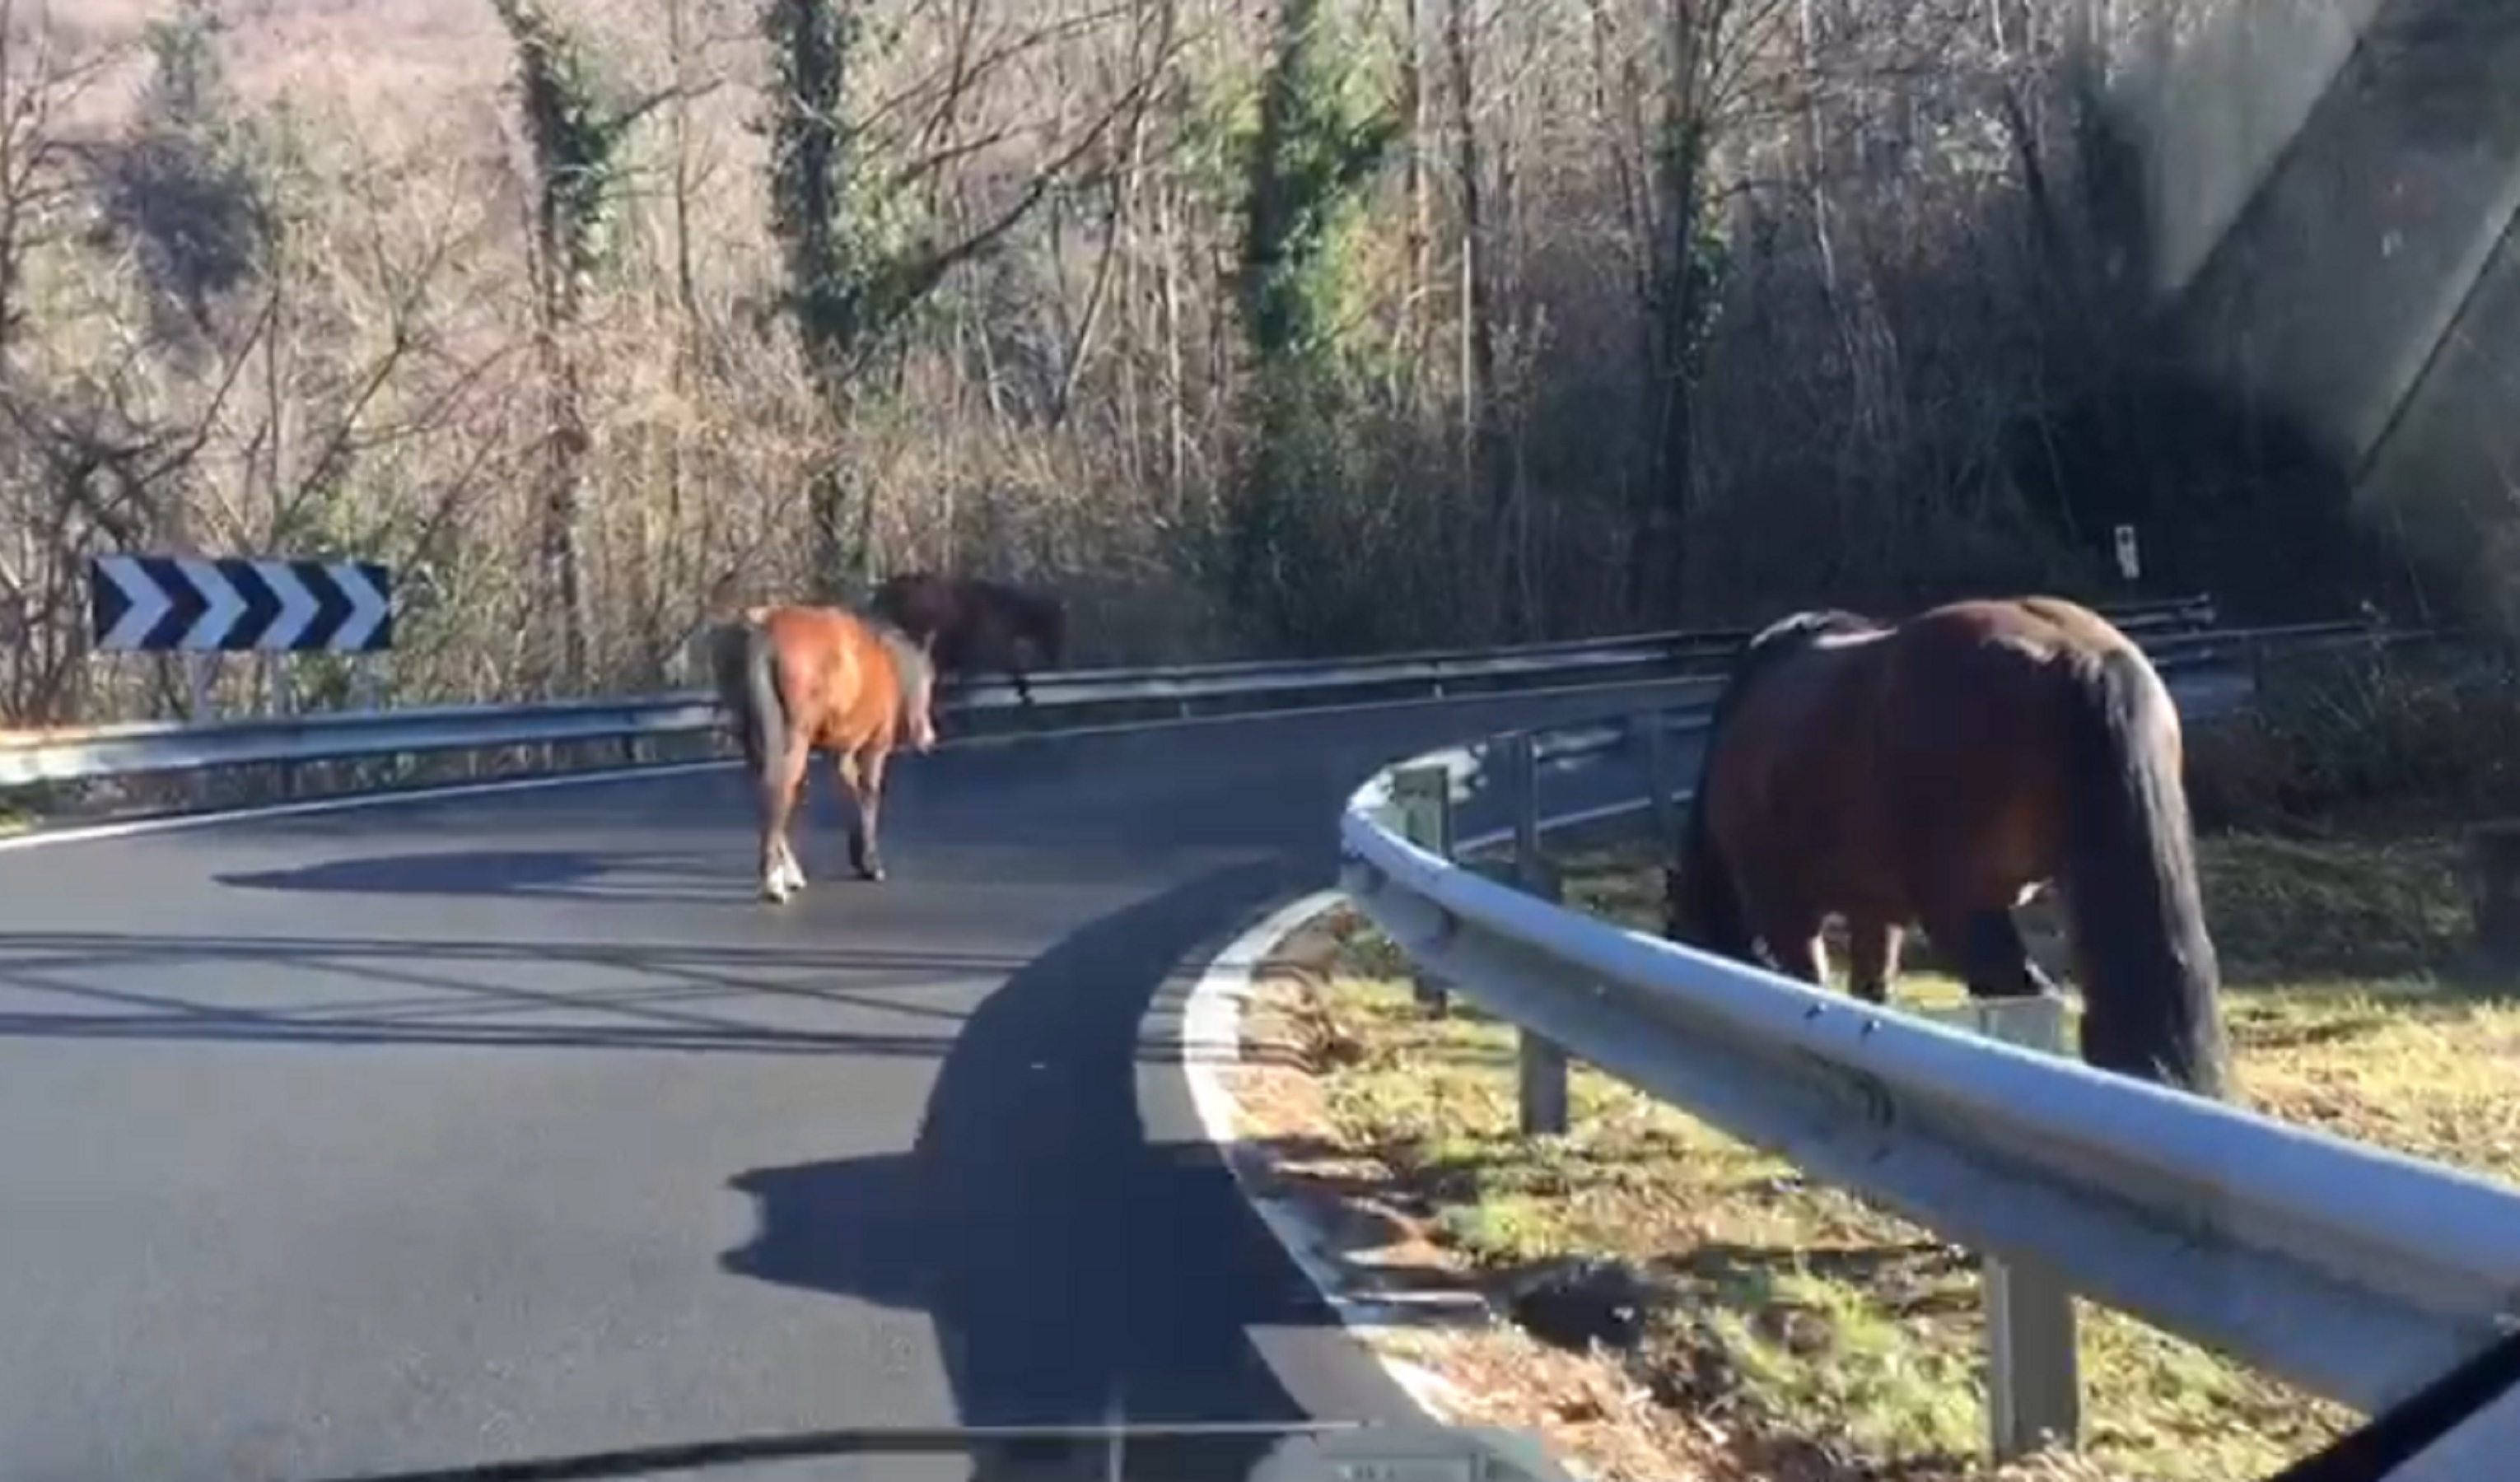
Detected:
left=1774, top=933, right=1827, bottom=984
left=835, top=748, right=889, bottom=882
left=1923, top=906, right=2055, bottom=1000
left=758, top=745, right=811, bottom=904
left=1744, top=897, right=1828, bottom=986
left=1843, top=916, right=1906, bottom=1004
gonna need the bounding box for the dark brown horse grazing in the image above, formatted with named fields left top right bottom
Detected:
left=706, top=603, right=938, bottom=904
left=867, top=571, right=1067, bottom=707
left=1661, top=595, right=2229, bottom=1098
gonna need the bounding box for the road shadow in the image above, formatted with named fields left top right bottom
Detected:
left=204, top=838, right=1292, bottom=900
left=213, top=849, right=744, bottom=904
left=0, top=933, right=1008, bottom=1054
left=0, top=929, right=1312, bottom=1072
left=718, top=857, right=1421, bottom=1475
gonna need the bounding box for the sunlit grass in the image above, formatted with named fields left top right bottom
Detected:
left=1288, top=830, right=2520, bottom=1480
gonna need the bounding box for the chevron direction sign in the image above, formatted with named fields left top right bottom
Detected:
left=90, top=555, right=394, bottom=654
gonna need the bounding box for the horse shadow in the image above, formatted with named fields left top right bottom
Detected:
left=1659, top=1237, right=1974, bottom=1318
left=715, top=857, right=1425, bottom=1468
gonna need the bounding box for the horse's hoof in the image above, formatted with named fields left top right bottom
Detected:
left=854, top=861, right=886, bottom=883
left=761, top=879, right=794, bottom=905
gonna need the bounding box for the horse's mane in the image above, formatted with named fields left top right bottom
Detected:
left=858, top=611, right=936, bottom=696
left=1707, top=608, right=1881, bottom=736
left=1746, top=607, right=1881, bottom=650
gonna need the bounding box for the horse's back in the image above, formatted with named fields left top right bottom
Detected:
left=868, top=573, right=949, bottom=633
left=872, top=571, right=1064, bottom=675
left=1715, top=595, right=2140, bottom=748
left=1706, top=595, right=2163, bottom=908
left=1885, top=596, right=2168, bottom=736
left=1901, top=595, right=2147, bottom=667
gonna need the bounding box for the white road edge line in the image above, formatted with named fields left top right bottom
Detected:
left=1175, top=793, right=1668, bottom=1425
left=0, top=759, right=732, bottom=856
left=1178, top=887, right=1462, bottom=1421
left=0, top=675, right=1705, bottom=856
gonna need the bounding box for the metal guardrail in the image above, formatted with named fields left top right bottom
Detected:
left=0, top=597, right=2471, bottom=1468
left=1334, top=624, right=2516, bottom=1471
left=0, top=597, right=2239, bottom=790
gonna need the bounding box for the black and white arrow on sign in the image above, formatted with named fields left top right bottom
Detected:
left=90, top=555, right=395, bottom=653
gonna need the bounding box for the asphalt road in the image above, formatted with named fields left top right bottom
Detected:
left=0, top=682, right=1705, bottom=1482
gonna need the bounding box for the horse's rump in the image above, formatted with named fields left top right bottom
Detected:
left=712, top=603, right=936, bottom=758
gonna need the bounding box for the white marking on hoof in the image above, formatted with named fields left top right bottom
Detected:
left=761, top=874, right=794, bottom=904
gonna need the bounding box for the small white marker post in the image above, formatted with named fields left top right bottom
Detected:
left=2112, top=524, right=2142, bottom=584
left=183, top=654, right=213, bottom=721
left=267, top=653, right=298, bottom=799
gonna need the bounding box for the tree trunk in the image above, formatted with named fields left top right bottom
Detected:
left=1445, top=0, right=1508, bottom=637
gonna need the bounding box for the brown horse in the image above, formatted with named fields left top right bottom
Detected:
left=706, top=603, right=938, bottom=904
left=867, top=571, right=1067, bottom=708
left=1660, top=595, right=2229, bottom=1098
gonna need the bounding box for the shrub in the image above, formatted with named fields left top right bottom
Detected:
left=2184, top=638, right=2520, bottom=832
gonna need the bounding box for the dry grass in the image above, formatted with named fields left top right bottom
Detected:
left=1227, top=828, right=2520, bottom=1482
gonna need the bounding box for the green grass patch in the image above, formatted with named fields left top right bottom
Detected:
left=1300, top=827, right=2520, bottom=1480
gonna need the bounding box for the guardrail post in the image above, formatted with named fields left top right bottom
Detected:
left=1933, top=993, right=2081, bottom=1462
left=180, top=655, right=217, bottom=809
left=268, top=655, right=298, bottom=801
left=1384, top=763, right=1456, bottom=1017
left=1505, top=731, right=1570, bottom=1136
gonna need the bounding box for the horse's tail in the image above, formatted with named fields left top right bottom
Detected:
left=2056, top=645, right=2228, bottom=1098
left=708, top=617, right=788, bottom=785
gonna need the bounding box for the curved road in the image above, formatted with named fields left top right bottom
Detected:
left=0, top=683, right=1701, bottom=1482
